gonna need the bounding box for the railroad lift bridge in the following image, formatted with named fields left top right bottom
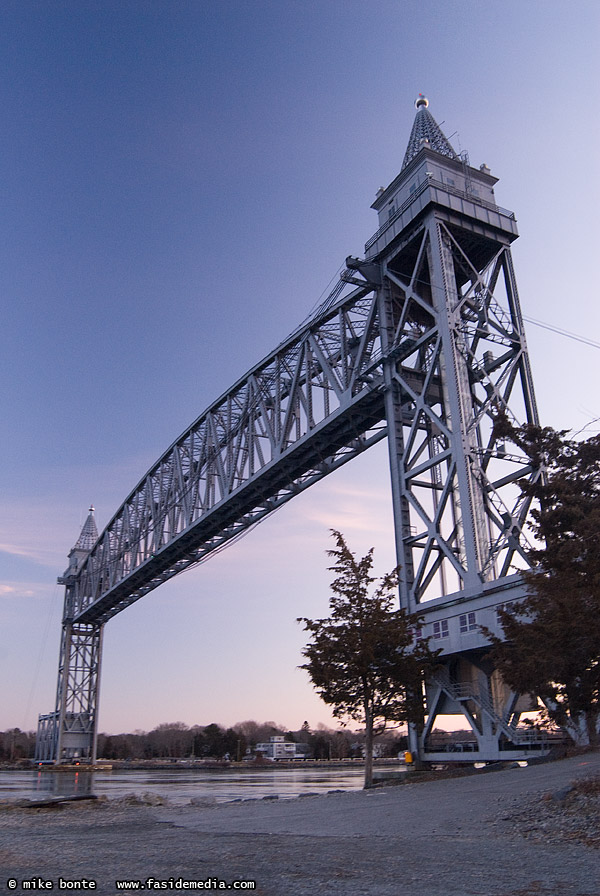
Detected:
left=37, top=97, right=545, bottom=765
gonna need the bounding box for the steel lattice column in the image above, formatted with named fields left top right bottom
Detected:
left=373, top=221, right=539, bottom=609
left=54, top=620, right=103, bottom=763
left=36, top=507, right=104, bottom=763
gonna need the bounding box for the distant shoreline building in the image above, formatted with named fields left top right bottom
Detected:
left=254, top=735, right=307, bottom=760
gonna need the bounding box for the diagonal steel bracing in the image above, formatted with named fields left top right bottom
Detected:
left=376, top=219, right=539, bottom=610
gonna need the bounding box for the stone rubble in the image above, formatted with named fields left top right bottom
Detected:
left=499, top=775, right=600, bottom=849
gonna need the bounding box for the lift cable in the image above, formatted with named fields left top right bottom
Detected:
left=523, top=316, right=600, bottom=351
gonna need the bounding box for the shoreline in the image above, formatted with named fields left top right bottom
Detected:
left=1, top=757, right=395, bottom=772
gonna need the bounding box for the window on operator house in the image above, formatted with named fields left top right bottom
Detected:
left=459, top=612, right=477, bottom=634
left=496, top=603, right=515, bottom=627
left=433, top=619, right=449, bottom=639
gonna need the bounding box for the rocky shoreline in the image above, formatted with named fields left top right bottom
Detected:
left=499, top=772, right=600, bottom=849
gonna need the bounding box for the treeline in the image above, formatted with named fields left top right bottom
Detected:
left=97, top=720, right=409, bottom=761
left=0, top=728, right=36, bottom=761
left=0, top=721, right=408, bottom=762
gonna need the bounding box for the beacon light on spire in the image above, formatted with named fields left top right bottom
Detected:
left=401, top=95, right=459, bottom=171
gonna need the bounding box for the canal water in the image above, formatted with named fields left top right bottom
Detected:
left=0, top=765, right=371, bottom=805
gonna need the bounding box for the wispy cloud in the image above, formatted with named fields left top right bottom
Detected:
left=0, top=542, right=49, bottom=562
left=0, top=582, right=41, bottom=599
left=0, top=541, right=62, bottom=572
left=300, top=478, right=394, bottom=540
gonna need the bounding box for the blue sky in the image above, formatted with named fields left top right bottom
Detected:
left=1, top=0, right=599, bottom=734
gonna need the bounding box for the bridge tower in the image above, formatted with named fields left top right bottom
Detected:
left=358, top=95, right=540, bottom=759
left=37, top=97, right=543, bottom=764
left=35, top=507, right=103, bottom=763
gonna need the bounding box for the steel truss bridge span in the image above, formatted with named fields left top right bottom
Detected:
left=66, top=279, right=393, bottom=627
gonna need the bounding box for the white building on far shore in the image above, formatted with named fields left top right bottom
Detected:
left=254, top=736, right=300, bottom=760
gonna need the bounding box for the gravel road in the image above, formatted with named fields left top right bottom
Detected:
left=1, top=752, right=599, bottom=896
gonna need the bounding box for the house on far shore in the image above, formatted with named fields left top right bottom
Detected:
left=254, top=735, right=309, bottom=760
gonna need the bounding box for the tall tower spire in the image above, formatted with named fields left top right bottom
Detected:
left=61, top=505, right=98, bottom=580
left=73, top=506, right=98, bottom=552
left=402, top=94, right=459, bottom=170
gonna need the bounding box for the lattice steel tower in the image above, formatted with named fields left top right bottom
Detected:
left=37, top=97, right=542, bottom=764
left=361, top=95, right=540, bottom=758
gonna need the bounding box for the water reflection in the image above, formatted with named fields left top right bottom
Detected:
left=34, top=769, right=95, bottom=799
left=0, top=765, right=375, bottom=805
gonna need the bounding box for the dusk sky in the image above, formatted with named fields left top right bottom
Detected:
left=1, top=1, right=599, bottom=735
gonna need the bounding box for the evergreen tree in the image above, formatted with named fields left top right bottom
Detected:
left=298, top=530, right=438, bottom=786
left=485, top=420, right=600, bottom=746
